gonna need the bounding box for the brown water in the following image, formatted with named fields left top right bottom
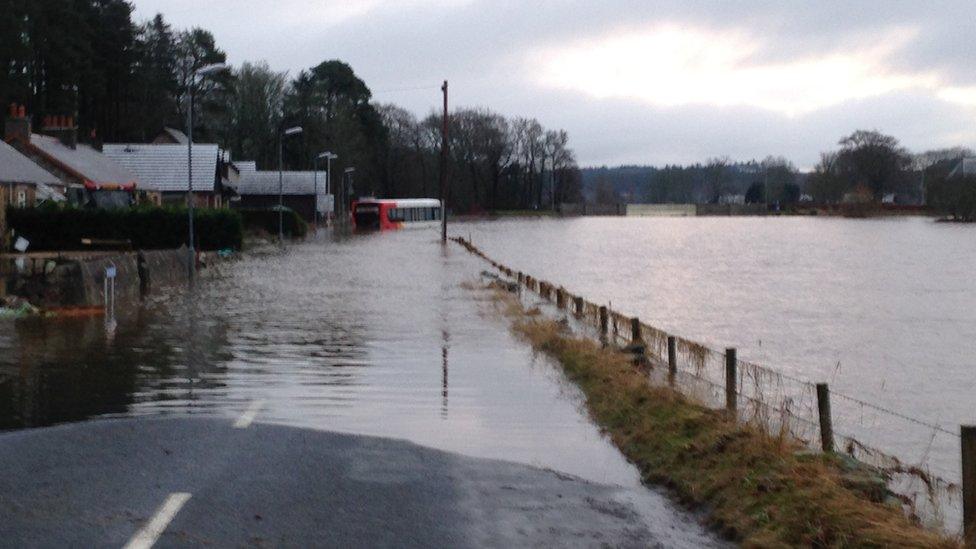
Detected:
left=0, top=229, right=725, bottom=546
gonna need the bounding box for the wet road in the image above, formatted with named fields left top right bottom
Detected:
left=0, top=418, right=694, bottom=548
left=0, top=229, right=723, bottom=546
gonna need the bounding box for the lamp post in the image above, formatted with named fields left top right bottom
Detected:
left=186, top=62, right=226, bottom=279
left=314, top=151, right=337, bottom=229
left=278, top=126, right=303, bottom=243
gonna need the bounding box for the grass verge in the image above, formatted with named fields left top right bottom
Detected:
left=491, top=289, right=957, bottom=548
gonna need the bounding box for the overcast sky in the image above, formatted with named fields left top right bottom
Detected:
left=130, top=0, right=976, bottom=168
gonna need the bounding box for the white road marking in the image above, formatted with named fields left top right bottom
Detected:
left=123, top=492, right=191, bottom=549
left=233, top=399, right=266, bottom=429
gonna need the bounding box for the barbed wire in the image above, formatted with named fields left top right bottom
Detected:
left=830, top=389, right=960, bottom=438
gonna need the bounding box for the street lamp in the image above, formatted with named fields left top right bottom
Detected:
left=186, top=62, right=227, bottom=280
left=314, top=151, right=337, bottom=228
left=278, top=126, right=303, bottom=242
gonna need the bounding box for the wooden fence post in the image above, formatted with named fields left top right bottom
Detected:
left=667, top=336, right=677, bottom=384
left=816, top=383, right=834, bottom=453
left=517, top=272, right=524, bottom=285
left=725, top=348, right=737, bottom=415
left=631, top=317, right=642, bottom=343
left=573, top=296, right=584, bottom=316
left=599, top=306, right=608, bottom=337
left=963, top=425, right=976, bottom=546
left=556, top=288, right=565, bottom=309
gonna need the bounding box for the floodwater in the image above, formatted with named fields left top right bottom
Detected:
left=0, top=228, right=721, bottom=546
left=462, top=216, right=976, bottom=487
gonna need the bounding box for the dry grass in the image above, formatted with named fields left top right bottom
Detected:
left=492, top=290, right=958, bottom=548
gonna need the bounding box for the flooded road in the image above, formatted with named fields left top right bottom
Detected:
left=0, top=228, right=722, bottom=546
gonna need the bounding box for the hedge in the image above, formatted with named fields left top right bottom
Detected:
left=6, top=204, right=243, bottom=251
left=238, top=208, right=308, bottom=239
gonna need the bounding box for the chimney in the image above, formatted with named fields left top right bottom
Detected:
left=41, top=113, right=78, bottom=149
left=4, top=103, right=31, bottom=143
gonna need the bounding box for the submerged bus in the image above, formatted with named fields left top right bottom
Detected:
left=352, top=198, right=442, bottom=230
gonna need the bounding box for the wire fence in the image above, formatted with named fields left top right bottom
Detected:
left=453, top=237, right=965, bottom=535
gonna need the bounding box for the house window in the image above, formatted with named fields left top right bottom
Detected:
left=16, top=189, right=27, bottom=208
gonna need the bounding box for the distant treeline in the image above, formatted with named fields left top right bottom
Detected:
left=583, top=131, right=974, bottom=213
left=581, top=159, right=806, bottom=205
left=0, top=2, right=580, bottom=213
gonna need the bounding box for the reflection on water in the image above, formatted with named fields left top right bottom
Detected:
left=441, top=329, right=449, bottom=419
left=0, top=229, right=646, bottom=489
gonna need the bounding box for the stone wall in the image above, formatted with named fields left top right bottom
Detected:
left=559, top=203, right=626, bottom=216
left=139, top=248, right=189, bottom=295
left=9, top=248, right=190, bottom=308
left=626, top=204, right=697, bottom=217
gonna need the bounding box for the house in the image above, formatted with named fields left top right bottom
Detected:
left=234, top=170, right=333, bottom=223
left=0, top=139, right=63, bottom=241
left=102, top=143, right=233, bottom=208
left=4, top=104, right=147, bottom=207
left=718, top=193, right=746, bottom=205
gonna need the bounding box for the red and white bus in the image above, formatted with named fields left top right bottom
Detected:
left=352, top=198, right=442, bottom=230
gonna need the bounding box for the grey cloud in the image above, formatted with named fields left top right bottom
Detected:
left=130, top=0, right=976, bottom=166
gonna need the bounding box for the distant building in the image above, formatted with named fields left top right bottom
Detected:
left=103, top=143, right=234, bottom=208
left=235, top=170, right=333, bottom=223
left=235, top=161, right=257, bottom=175
left=718, top=193, right=746, bottom=205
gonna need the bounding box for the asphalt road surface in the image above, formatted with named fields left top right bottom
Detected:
left=0, top=417, right=723, bottom=548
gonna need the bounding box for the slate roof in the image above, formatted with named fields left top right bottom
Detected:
left=237, top=171, right=328, bottom=196
left=102, top=143, right=220, bottom=192
left=0, top=139, right=60, bottom=186
left=235, top=161, right=257, bottom=174
left=30, top=134, right=140, bottom=187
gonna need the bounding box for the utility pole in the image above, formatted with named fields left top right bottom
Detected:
left=440, top=80, right=449, bottom=243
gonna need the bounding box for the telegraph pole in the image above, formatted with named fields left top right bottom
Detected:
left=440, top=80, right=449, bottom=243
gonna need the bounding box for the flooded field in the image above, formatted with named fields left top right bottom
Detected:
left=0, top=228, right=728, bottom=545
left=463, top=215, right=976, bottom=491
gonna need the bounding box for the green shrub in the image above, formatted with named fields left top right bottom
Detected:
left=237, top=208, right=308, bottom=239
left=5, top=204, right=243, bottom=251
